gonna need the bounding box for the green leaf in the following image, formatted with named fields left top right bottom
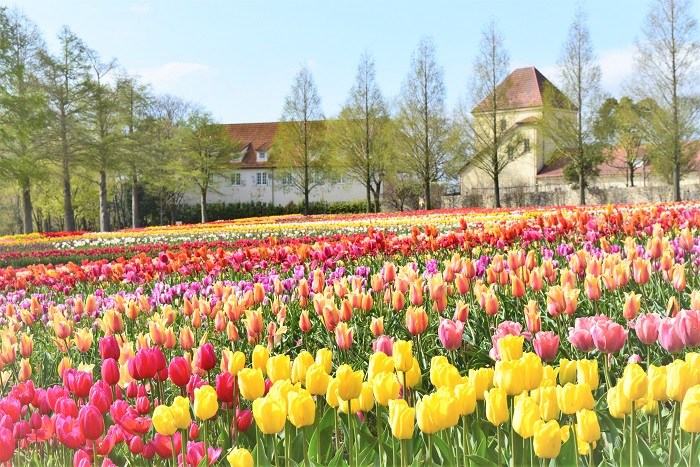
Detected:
left=432, top=432, right=456, bottom=465
left=326, top=447, right=347, bottom=467
left=466, top=454, right=497, bottom=466
left=557, top=431, right=577, bottom=466
left=251, top=444, right=273, bottom=467
left=636, top=435, right=662, bottom=467
left=357, top=440, right=378, bottom=465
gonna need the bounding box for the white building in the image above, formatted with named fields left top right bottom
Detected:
left=203, top=122, right=367, bottom=206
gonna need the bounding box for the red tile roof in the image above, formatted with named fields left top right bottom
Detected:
left=223, top=122, right=279, bottom=165
left=473, top=67, right=574, bottom=113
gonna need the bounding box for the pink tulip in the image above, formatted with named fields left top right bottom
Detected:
left=634, top=313, right=661, bottom=345
left=533, top=331, right=560, bottom=362
left=677, top=309, right=700, bottom=347
left=438, top=318, right=464, bottom=351
left=590, top=319, right=628, bottom=354
left=659, top=317, right=684, bottom=354
left=628, top=354, right=642, bottom=364
left=567, top=327, right=595, bottom=353
left=372, top=335, right=394, bottom=356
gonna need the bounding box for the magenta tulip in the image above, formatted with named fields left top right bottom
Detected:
left=372, top=335, right=394, bottom=356
left=78, top=405, right=104, bottom=441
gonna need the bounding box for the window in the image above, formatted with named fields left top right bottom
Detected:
left=256, top=172, right=268, bottom=186
left=500, top=118, right=506, bottom=132
left=230, top=173, right=242, bottom=186
left=280, top=173, right=293, bottom=186
left=257, top=151, right=267, bottom=162
left=524, top=139, right=530, bottom=152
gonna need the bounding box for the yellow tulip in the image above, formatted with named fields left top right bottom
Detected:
left=621, top=363, right=649, bottom=401
left=238, top=368, right=265, bottom=401
left=315, top=348, right=333, bottom=374
left=533, top=420, right=562, bottom=459
left=607, top=385, right=632, bottom=419
left=667, top=359, right=693, bottom=402
left=152, top=404, right=177, bottom=436
left=648, top=365, right=668, bottom=401
left=494, top=359, right=525, bottom=396
left=556, top=383, right=582, bottom=414
left=559, top=359, right=577, bottom=385
left=326, top=378, right=340, bottom=408
left=513, top=396, right=541, bottom=438
left=226, top=447, right=254, bottom=467
left=454, top=383, right=476, bottom=416
left=498, top=335, right=524, bottom=361
left=469, top=368, right=494, bottom=400
left=305, top=363, right=331, bottom=395
left=372, top=372, right=401, bottom=406
left=291, top=351, right=315, bottom=385
left=533, top=386, right=560, bottom=422
left=522, top=352, right=543, bottom=391
left=681, top=384, right=700, bottom=432
left=287, top=389, right=316, bottom=428
left=400, top=356, right=422, bottom=389
left=416, top=393, right=441, bottom=434
left=393, top=340, right=414, bottom=372
left=576, top=360, right=599, bottom=390
left=268, top=380, right=299, bottom=411
left=389, top=399, right=415, bottom=439
left=226, top=350, right=246, bottom=376
left=576, top=409, right=601, bottom=443
left=431, top=361, right=462, bottom=389
left=336, top=364, right=363, bottom=401
left=193, top=385, right=218, bottom=420
left=435, top=386, right=460, bottom=429
left=485, top=387, right=509, bottom=426
left=541, top=365, right=558, bottom=387
left=267, top=354, right=291, bottom=384
left=252, top=345, right=269, bottom=375
left=170, top=396, right=192, bottom=430
left=367, top=352, right=395, bottom=382
left=252, top=396, right=286, bottom=434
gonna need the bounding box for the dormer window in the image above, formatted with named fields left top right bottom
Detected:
left=257, top=151, right=267, bottom=162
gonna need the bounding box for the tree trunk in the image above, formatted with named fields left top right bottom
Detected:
left=629, top=164, right=635, bottom=188
left=674, top=161, right=682, bottom=201
left=373, top=182, right=381, bottom=213
left=579, top=171, right=586, bottom=205
left=62, top=156, right=76, bottom=231
left=425, top=179, right=431, bottom=210
left=99, top=169, right=110, bottom=232
left=131, top=177, right=139, bottom=229
left=304, top=189, right=309, bottom=216
left=20, top=180, right=33, bottom=234
left=366, top=180, right=372, bottom=213
left=493, top=174, right=501, bottom=208
left=200, top=189, right=208, bottom=223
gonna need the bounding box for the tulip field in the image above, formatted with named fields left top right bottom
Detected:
left=3, top=203, right=700, bottom=466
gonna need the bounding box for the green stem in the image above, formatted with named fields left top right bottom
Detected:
left=463, top=415, right=470, bottom=467
left=602, top=355, right=612, bottom=391
left=690, top=432, right=697, bottom=467
left=669, top=402, right=678, bottom=467
left=255, top=426, right=262, bottom=466
left=203, top=420, right=208, bottom=467
left=348, top=413, right=354, bottom=466
left=497, top=425, right=503, bottom=467
left=571, top=415, right=580, bottom=467
left=509, top=399, right=515, bottom=467
left=273, top=433, right=280, bottom=467
left=630, top=401, right=637, bottom=467
left=303, top=426, right=309, bottom=467
left=427, top=433, right=433, bottom=464
left=377, top=405, right=384, bottom=464
left=317, top=401, right=323, bottom=463
left=181, top=428, right=187, bottom=467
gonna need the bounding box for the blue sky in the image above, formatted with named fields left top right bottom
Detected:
left=13, top=0, right=695, bottom=123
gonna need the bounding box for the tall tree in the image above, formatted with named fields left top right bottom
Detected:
left=395, top=36, right=450, bottom=210
left=42, top=26, right=90, bottom=231
left=274, top=65, right=329, bottom=215
left=540, top=8, right=603, bottom=204
left=459, top=19, right=524, bottom=208
left=0, top=9, right=49, bottom=233
left=116, top=74, right=152, bottom=229
left=333, top=52, right=392, bottom=213
left=633, top=0, right=700, bottom=200
left=177, top=110, right=237, bottom=223
left=84, top=48, right=121, bottom=232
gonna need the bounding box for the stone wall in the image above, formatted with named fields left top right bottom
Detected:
left=443, top=183, right=700, bottom=209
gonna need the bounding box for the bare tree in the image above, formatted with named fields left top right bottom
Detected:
left=332, top=52, right=392, bottom=213
left=395, top=36, right=450, bottom=210
left=458, top=19, right=524, bottom=208
left=540, top=8, right=603, bottom=204
left=633, top=0, right=700, bottom=200
left=274, top=65, right=329, bottom=215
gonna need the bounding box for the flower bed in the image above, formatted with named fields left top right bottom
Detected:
left=1, top=202, right=700, bottom=466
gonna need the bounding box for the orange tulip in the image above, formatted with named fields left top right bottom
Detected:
left=322, top=304, right=340, bottom=332
left=633, top=258, right=651, bottom=285
left=406, top=306, right=428, bottom=335
left=18, top=359, right=31, bottom=382
left=511, top=273, right=525, bottom=298
left=371, top=317, right=384, bottom=336
left=299, top=309, right=312, bottom=332
left=524, top=301, right=541, bottom=334
left=623, top=292, right=641, bottom=320
left=180, top=326, right=194, bottom=350
left=484, top=291, right=499, bottom=316
left=392, top=290, right=405, bottom=312
left=74, top=328, right=93, bottom=353
left=19, top=334, right=33, bottom=358
left=529, top=268, right=544, bottom=291
left=253, top=283, right=265, bottom=303
left=409, top=281, right=424, bottom=306
left=584, top=275, right=601, bottom=301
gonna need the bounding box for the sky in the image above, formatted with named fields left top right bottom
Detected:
left=11, top=0, right=697, bottom=124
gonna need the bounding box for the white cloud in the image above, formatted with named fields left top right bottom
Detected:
left=130, top=4, right=150, bottom=14
left=598, top=45, right=636, bottom=94
left=137, top=62, right=210, bottom=91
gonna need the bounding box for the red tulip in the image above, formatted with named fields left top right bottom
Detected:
left=196, top=343, right=216, bottom=372
left=12, top=381, right=35, bottom=406
left=142, top=443, right=155, bottom=460
left=129, top=435, right=144, bottom=454
left=79, top=405, right=104, bottom=440
left=0, top=427, right=14, bottom=463
left=215, top=372, right=235, bottom=404
left=533, top=331, right=560, bottom=362
left=236, top=409, right=253, bottom=432
left=13, top=420, right=29, bottom=440
left=128, top=349, right=157, bottom=380
left=55, top=415, right=85, bottom=449
left=54, top=397, right=79, bottom=418
left=169, top=357, right=191, bottom=387
left=438, top=318, right=464, bottom=351
left=89, top=387, right=112, bottom=415
left=99, top=336, right=120, bottom=361
left=189, top=422, right=199, bottom=440
left=135, top=396, right=150, bottom=415
left=101, top=359, right=120, bottom=386
left=149, top=432, right=181, bottom=459
left=183, top=440, right=222, bottom=466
